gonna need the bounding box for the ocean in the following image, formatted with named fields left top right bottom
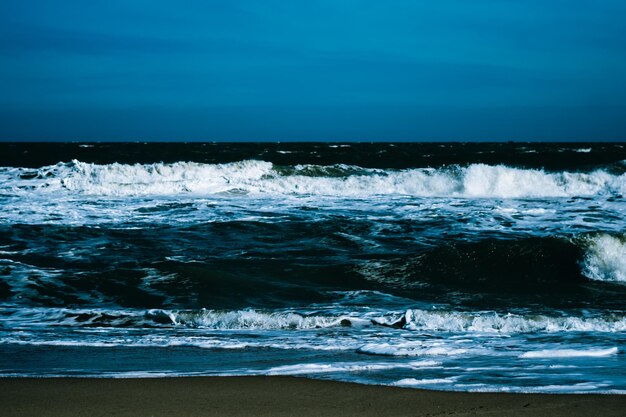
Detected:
left=1, top=142, right=625, bottom=393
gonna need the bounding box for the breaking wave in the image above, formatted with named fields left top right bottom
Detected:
left=3, top=159, right=626, bottom=198
left=150, top=309, right=346, bottom=329
left=4, top=307, right=626, bottom=333
left=582, top=234, right=626, bottom=283
left=396, top=309, right=626, bottom=333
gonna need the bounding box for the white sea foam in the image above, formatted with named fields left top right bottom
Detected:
left=357, top=342, right=467, bottom=357
left=457, top=383, right=617, bottom=394
left=1, top=339, right=124, bottom=348
left=519, top=347, right=618, bottom=358
left=393, top=377, right=458, bottom=387
left=582, top=234, right=626, bottom=283
left=3, top=160, right=625, bottom=198
left=265, top=363, right=371, bottom=375
left=264, top=361, right=439, bottom=375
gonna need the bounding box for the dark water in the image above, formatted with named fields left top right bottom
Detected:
left=1, top=142, right=625, bottom=392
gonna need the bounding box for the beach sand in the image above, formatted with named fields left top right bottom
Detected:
left=1, top=376, right=625, bottom=416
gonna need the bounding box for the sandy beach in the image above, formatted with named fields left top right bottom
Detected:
left=1, top=376, right=625, bottom=417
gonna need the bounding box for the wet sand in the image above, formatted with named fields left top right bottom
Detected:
left=1, top=376, right=625, bottom=417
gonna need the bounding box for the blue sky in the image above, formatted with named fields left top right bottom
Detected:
left=1, top=1, right=625, bottom=140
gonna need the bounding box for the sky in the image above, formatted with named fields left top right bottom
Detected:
left=1, top=1, right=625, bottom=141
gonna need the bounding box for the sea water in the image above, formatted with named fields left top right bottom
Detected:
left=0, top=142, right=625, bottom=393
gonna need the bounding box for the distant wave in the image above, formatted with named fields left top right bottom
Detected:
left=2, top=159, right=626, bottom=198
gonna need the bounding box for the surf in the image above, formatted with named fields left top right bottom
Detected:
left=3, top=159, right=626, bottom=198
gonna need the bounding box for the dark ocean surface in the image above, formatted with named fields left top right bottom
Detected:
left=1, top=142, right=625, bottom=393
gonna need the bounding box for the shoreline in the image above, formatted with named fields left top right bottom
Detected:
left=2, top=376, right=625, bottom=417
